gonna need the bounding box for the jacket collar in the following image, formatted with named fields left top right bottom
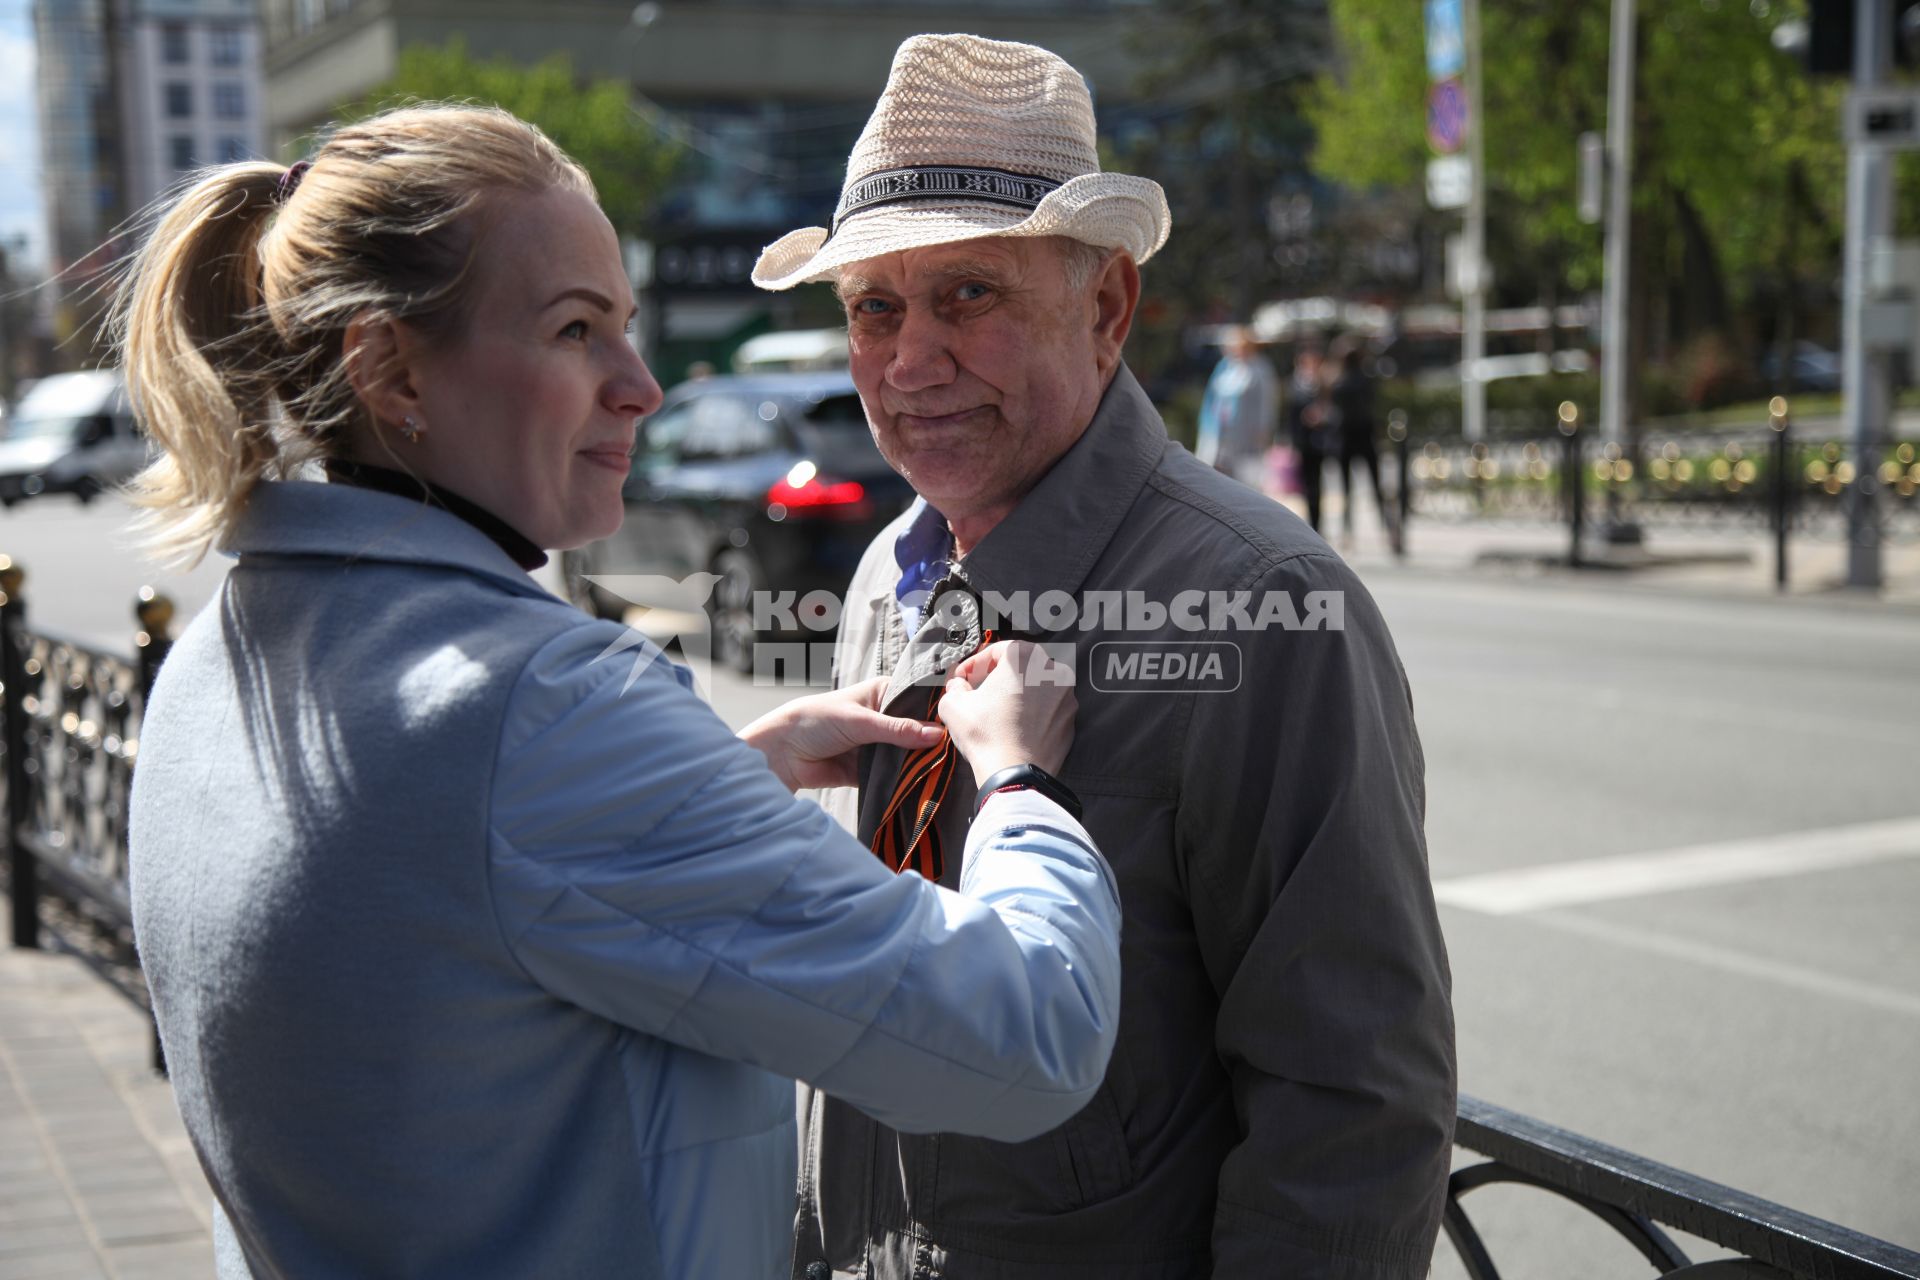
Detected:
left=956, top=363, right=1168, bottom=604
left=323, top=459, right=548, bottom=572
left=220, top=479, right=556, bottom=602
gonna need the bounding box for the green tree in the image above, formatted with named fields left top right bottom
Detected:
left=335, top=40, right=681, bottom=235
left=1109, top=0, right=1333, bottom=400
left=1126, top=1, right=1331, bottom=310
left=1305, top=0, right=1845, bottom=395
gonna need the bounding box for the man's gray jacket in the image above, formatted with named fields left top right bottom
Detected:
left=794, top=366, right=1456, bottom=1279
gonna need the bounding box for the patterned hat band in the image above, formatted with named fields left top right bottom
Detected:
left=827, top=165, right=1064, bottom=242
left=750, top=34, right=1170, bottom=290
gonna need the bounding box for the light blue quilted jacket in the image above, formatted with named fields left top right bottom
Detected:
left=128, top=479, right=1121, bottom=1279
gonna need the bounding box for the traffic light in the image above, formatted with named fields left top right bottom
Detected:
left=1807, top=0, right=1851, bottom=73
left=1794, top=0, right=1920, bottom=76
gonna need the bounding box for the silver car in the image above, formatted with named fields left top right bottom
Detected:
left=0, top=370, right=151, bottom=506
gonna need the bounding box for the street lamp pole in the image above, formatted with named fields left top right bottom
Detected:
left=623, top=2, right=664, bottom=368
left=1599, top=0, right=1641, bottom=544
left=1461, top=0, right=1487, bottom=443
left=1841, top=0, right=1892, bottom=590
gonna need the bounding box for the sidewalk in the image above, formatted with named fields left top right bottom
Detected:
left=1296, top=491, right=1920, bottom=609
left=0, top=925, right=212, bottom=1279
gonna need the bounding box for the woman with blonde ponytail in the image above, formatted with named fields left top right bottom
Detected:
left=121, top=105, right=1118, bottom=1280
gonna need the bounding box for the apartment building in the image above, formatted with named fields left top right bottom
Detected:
left=257, top=0, right=1157, bottom=376
left=117, top=0, right=268, bottom=211
left=31, top=0, right=268, bottom=355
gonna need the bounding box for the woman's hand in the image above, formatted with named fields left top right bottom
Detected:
left=740, top=677, right=944, bottom=793
left=936, top=640, right=1076, bottom=787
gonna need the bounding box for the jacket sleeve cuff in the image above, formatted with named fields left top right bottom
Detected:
left=967, top=787, right=1094, bottom=853
left=962, top=788, right=1119, bottom=915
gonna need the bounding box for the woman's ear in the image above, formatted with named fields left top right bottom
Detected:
left=341, top=313, right=423, bottom=428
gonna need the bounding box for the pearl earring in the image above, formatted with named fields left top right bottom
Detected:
left=400, top=414, right=425, bottom=443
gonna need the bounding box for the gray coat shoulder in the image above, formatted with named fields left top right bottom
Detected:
left=1116, top=442, right=1347, bottom=591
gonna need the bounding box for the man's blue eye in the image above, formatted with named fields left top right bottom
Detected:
left=854, top=298, right=890, bottom=315
left=954, top=283, right=992, bottom=302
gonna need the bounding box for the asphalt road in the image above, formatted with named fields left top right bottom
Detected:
left=8, top=493, right=1917, bottom=1273
left=1373, top=566, right=1920, bottom=1275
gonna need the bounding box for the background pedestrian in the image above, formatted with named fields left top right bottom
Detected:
left=1329, top=341, right=1402, bottom=555
left=1287, top=342, right=1334, bottom=531
left=1196, top=324, right=1279, bottom=488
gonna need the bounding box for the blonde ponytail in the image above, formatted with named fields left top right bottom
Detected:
left=114, top=163, right=292, bottom=568
left=112, top=104, right=594, bottom=568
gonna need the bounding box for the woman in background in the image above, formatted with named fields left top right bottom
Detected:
left=1195, top=324, right=1279, bottom=488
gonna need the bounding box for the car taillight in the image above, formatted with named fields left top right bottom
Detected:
left=767, top=461, right=870, bottom=520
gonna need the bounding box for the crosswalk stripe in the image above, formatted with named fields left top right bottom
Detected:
left=1433, top=816, right=1920, bottom=915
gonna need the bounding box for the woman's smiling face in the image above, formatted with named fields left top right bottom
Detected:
left=402, top=186, right=662, bottom=550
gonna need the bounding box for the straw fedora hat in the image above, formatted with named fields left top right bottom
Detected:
left=751, top=33, right=1171, bottom=291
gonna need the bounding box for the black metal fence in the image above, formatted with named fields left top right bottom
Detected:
left=1450, top=1096, right=1920, bottom=1278
left=1385, top=400, right=1920, bottom=583
left=1, top=556, right=173, bottom=1067
left=1, top=558, right=1917, bottom=1276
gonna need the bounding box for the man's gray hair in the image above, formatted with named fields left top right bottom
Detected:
left=1058, top=238, right=1113, bottom=292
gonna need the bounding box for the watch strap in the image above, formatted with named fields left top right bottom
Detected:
left=973, top=764, right=1083, bottom=822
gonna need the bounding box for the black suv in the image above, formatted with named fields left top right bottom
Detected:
left=563, top=371, right=914, bottom=671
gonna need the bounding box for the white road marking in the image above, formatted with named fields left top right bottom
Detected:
left=1433, top=816, right=1920, bottom=915
left=1522, top=910, right=1920, bottom=1020
left=1418, top=666, right=1920, bottom=749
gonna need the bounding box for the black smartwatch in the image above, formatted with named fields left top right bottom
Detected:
left=973, top=764, right=1083, bottom=821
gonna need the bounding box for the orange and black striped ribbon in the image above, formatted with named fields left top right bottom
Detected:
left=870, top=630, right=995, bottom=882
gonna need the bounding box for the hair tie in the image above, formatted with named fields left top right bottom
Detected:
left=273, top=161, right=311, bottom=206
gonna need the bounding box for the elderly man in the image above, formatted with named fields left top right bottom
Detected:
left=754, top=34, right=1455, bottom=1280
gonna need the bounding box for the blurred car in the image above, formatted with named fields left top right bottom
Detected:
left=563, top=370, right=913, bottom=671
left=1409, top=349, right=1593, bottom=389
left=0, top=369, right=149, bottom=507
left=730, top=327, right=849, bottom=373
left=1759, top=341, right=1841, bottom=394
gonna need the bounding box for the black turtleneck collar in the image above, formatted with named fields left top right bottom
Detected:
left=323, top=458, right=548, bottom=572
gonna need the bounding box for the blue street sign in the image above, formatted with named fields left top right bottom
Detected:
left=1428, top=78, right=1469, bottom=154
left=1426, top=0, right=1466, bottom=81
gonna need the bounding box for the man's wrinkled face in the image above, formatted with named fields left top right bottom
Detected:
left=837, top=237, right=1108, bottom=534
